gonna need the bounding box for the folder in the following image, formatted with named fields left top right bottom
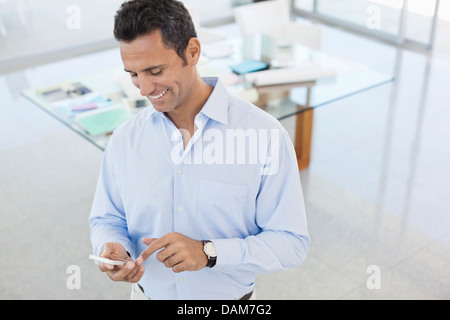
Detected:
left=74, top=105, right=132, bottom=136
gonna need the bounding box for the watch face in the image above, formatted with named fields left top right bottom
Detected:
left=204, top=242, right=217, bottom=257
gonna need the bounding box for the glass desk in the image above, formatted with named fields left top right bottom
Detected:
left=22, top=34, right=393, bottom=170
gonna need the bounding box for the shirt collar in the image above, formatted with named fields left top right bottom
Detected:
left=200, top=77, right=229, bottom=125
left=143, top=77, right=229, bottom=125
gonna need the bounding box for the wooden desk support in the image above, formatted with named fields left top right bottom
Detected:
left=295, top=108, right=313, bottom=170
left=295, top=86, right=313, bottom=170
left=255, top=85, right=314, bottom=171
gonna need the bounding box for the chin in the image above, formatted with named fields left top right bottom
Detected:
left=151, top=103, right=173, bottom=113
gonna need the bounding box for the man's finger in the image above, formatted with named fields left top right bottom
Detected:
left=100, top=244, right=112, bottom=258
left=100, top=244, right=116, bottom=270
left=142, top=237, right=157, bottom=246
left=138, top=237, right=168, bottom=262
left=156, top=245, right=176, bottom=263
left=123, top=264, right=145, bottom=283
left=107, top=261, right=136, bottom=282
left=127, top=265, right=145, bottom=283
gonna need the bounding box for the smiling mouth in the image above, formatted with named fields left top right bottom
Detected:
left=149, top=89, right=169, bottom=100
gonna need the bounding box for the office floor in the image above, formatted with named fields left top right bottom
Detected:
left=1, top=22, right=450, bottom=299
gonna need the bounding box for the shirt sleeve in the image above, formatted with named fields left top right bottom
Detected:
left=211, top=127, right=310, bottom=274
left=88, top=138, right=134, bottom=257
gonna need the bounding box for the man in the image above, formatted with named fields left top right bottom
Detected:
left=89, top=0, right=309, bottom=300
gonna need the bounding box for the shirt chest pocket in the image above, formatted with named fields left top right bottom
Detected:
left=197, top=180, right=250, bottom=238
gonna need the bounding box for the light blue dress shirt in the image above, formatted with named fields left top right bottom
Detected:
left=89, top=77, right=310, bottom=300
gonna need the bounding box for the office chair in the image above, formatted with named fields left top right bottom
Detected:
left=234, top=0, right=322, bottom=50
left=187, top=5, right=226, bottom=44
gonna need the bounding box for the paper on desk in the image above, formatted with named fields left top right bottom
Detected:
left=53, top=92, right=113, bottom=116
left=244, top=66, right=336, bottom=87
left=74, top=104, right=132, bottom=136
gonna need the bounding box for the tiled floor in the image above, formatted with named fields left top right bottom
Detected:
left=1, top=21, right=450, bottom=299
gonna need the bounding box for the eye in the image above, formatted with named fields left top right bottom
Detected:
left=130, top=73, right=138, bottom=78
left=149, top=69, right=162, bottom=76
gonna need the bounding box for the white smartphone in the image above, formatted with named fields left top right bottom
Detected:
left=89, top=254, right=128, bottom=266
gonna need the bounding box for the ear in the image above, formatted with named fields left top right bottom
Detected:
left=185, top=37, right=201, bottom=66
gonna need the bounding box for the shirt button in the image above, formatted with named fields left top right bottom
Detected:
left=177, top=207, right=183, bottom=213
left=177, top=170, right=182, bottom=176
left=179, top=278, right=184, bottom=283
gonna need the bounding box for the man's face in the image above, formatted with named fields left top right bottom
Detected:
left=120, top=30, right=197, bottom=113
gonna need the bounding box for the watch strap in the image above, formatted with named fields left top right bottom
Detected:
left=206, top=255, right=217, bottom=268
left=202, top=240, right=217, bottom=268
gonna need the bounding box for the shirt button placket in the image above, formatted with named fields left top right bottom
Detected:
left=174, top=166, right=184, bottom=235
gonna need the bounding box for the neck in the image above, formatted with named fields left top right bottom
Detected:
left=166, top=76, right=213, bottom=136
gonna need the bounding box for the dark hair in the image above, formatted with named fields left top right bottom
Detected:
left=114, top=0, right=197, bottom=64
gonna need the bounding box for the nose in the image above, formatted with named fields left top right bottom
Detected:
left=137, top=75, right=156, bottom=97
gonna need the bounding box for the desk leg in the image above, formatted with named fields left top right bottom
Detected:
left=295, top=108, right=314, bottom=170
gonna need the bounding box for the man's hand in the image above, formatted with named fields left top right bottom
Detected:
left=99, top=242, right=145, bottom=283
left=136, top=232, right=207, bottom=273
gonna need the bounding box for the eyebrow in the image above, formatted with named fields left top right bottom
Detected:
left=124, top=64, right=167, bottom=74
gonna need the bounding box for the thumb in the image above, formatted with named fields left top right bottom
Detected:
left=99, top=243, right=115, bottom=270
left=101, top=243, right=114, bottom=258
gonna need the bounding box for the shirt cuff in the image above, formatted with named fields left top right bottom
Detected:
left=91, top=228, right=134, bottom=258
left=210, top=238, right=244, bottom=271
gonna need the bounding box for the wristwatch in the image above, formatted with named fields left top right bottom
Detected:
left=202, top=240, right=217, bottom=268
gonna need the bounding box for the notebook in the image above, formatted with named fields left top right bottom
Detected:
left=74, top=105, right=132, bottom=136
